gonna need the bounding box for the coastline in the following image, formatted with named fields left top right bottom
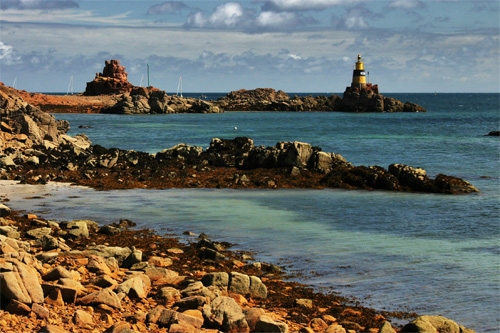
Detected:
left=1, top=82, right=492, bottom=332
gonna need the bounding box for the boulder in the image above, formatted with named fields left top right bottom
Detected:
left=64, top=220, right=90, bottom=238
left=202, top=272, right=229, bottom=292
left=77, top=288, right=122, bottom=309
left=84, top=245, right=132, bottom=265
left=379, top=321, right=396, bottom=333
left=401, top=315, right=475, bottom=333
left=145, top=266, right=180, bottom=284
left=26, top=227, right=52, bottom=239
left=147, top=308, right=203, bottom=329
left=0, top=258, right=44, bottom=304
left=159, top=286, right=182, bottom=305
left=32, top=303, right=50, bottom=319
left=174, top=295, right=208, bottom=311
left=116, top=275, right=151, bottom=299
left=73, top=309, right=94, bottom=326
left=276, top=141, right=313, bottom=168
left=181, top=281, right=216, bottom=300
left=0, top=203, right=12, bottom=217
left=254, top=315, right=289, bottom=333
left=41, top=283, right=78, bottom=303
left=121, top=246, right=143, bottom=268
left=43, top=266, right=73, bottom=281
left=229, top=272, right=250, bottom=296
left=202, top=296, right=250, bottom=332
left=5, top=298, right=32, bottom=315
left=87, top=254, right=112, bottom=274
left=249, top=276, right=267, bottom=299
left=0, top=225, right=20, bottom=239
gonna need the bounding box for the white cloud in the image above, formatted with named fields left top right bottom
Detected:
left=209, top=2, right=245, bottom=26
left=256, top=11, right=298, bottom=28
left=0, top=41, right=20, bottom=65
left=186, top=2, right=249, bottom=28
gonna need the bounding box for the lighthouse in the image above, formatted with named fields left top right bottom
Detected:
left=351, top=54, right=367, bottom=89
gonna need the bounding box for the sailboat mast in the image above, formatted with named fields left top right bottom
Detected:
left=176, top=74, right=183, bottom=97
left=147, top=63, right=150, bottom=87
left=66, top=75, right=74, bottom=95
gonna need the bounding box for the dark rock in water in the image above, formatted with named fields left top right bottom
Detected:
left=83, top=60, right=134, bottom=96
left=102, top=86, right=221, bottom=114
left=214, top=87, right=424, bottom=113
left=215, top=88, right=342, bottom=111
left=486, top=131, right=499, bottom=136
left=339, top=85, right=427, bottom=113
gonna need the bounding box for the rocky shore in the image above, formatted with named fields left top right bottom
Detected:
left=0, top=201, right=477, bottom=333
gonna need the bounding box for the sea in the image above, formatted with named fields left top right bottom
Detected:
left=2, top=92, right=499, bottom=331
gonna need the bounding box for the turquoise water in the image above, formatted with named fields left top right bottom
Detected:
left=3, top=93, right=499, bottom=331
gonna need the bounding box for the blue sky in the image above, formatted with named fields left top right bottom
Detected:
left=1, top=0, right=498, bottom=93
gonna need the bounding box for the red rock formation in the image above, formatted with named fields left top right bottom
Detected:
left=83, top=60, right=134, bottom=96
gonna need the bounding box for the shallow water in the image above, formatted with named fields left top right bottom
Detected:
left=3, top=93, right=499, bottom=331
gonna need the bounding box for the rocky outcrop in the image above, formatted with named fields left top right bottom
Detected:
left=339, top=86, right=427, bottom=113
left=215, top=88, right=424, bottom=112
left=2, top=132, right=479, bottom=194
left=486, top=131, right=499, bottom=136
left=215, top=88, right=342, bottom=111
left=83, top=60, right=134, bottom=96
left=0, top=82, right=74, bottom=153
left=102, top=87, right=221, bottom=114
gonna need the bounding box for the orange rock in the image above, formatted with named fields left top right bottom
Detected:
left=45, top=289, right=65, bottom=307
left=341, top=308, right=362, bottom=317
left=229, top=293, right=248, bottom=305
left=322, top=315, right=337, bottom=324
left=182, top=309, right=203, bottom=321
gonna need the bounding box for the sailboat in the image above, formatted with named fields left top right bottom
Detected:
left=176, top=75, right=183, bottom=98
left=12, top=76, right=17, bottom=89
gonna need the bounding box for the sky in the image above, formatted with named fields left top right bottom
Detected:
left=0, top=0, right=499, bottom=93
